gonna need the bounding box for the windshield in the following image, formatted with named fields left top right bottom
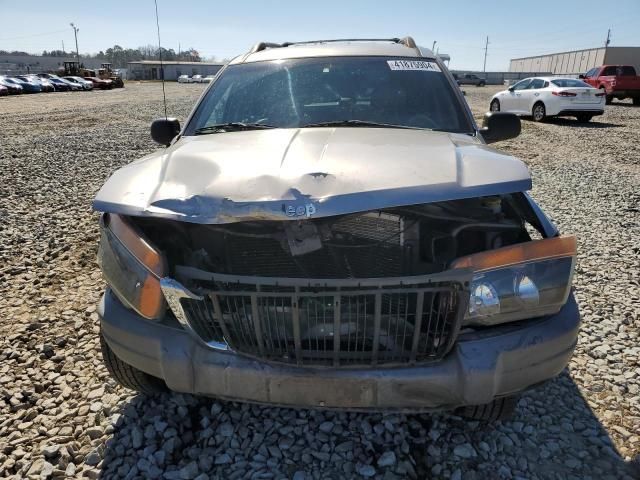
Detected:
left=186, top=57, right=471, bottom=134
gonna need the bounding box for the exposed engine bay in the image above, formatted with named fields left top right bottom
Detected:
left=131, top=194, right=541, bottom=279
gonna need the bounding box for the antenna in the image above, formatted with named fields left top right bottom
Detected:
left=154, top=0, right=168, bottom=119
left=483, top=36, right=489, bottom=73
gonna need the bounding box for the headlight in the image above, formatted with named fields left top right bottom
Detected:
left=453, top=236, right=576, bottom=326
left=98, top=214, right=167, bottom=319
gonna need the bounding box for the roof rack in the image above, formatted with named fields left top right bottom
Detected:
left=249, top=36, right=419, bottom=53
left=249, top=42, right=283, bottom=54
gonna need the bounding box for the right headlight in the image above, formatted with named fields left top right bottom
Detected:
left=452, top=236, right=577, bottom=326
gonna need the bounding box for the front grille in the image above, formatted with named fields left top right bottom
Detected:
left=179, top=278, right=465, bottom=367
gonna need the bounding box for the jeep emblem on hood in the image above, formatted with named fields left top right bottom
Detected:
left=285, top=203, right=317, bottom=218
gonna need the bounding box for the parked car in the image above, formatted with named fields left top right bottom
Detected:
left=456, top=73, right=486, bottom=87
left=48, top=78, right=73, bottom=92
left=203, top=75, right=216, bottom=83
left=95, top=37, right=579, bottom=421
left=0, top=77, right=23, bottom=94
left=3, top=76, right=41, bottom=93
left=18, top=75, right=54, bottom=92
left=191, top=74, right=204, bottom=83
left=62, top=78, right=84, bottom=91
left=490, top=77, right=605, bottom=122
left=37, top=73, right=61, bottom=80
left=63, top=76, right=94, bottom=90
left=178, top=75, right=193, bottom=83
left=84, top=76, right=114, bottom=89
left=580, top=65, right=640, bottom=105
left=0, top=85, right=7, bottom=96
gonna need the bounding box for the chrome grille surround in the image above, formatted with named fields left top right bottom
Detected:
left=162, top=267, right=470, bottom=368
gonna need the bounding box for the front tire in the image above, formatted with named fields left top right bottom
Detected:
left=633, top=97, right=640, bottom=106
left=490, top=99, right=500, bottom=112
left=576, top=114, right=593, bottom=123
left=478, top=81, right=486, bottom=87
left=532, top=102, right=546, bottom=122
left=456, top=396, right=518, bottom=423
left=100, top=333, right=167, bottom=394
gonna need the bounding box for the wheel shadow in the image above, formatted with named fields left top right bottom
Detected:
left=97, top=370, right=639, bottom=479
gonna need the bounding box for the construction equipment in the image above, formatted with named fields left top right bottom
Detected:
left=63, top=61, right=124, bottom=87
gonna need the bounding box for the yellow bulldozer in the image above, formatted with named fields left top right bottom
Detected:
left=63, top=61, right=124, bottom=88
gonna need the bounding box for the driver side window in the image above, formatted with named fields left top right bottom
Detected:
left=512, top=79, right=531, bottom=91
left=526, top=78, right=545, bottom=89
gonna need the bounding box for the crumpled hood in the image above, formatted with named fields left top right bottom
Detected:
left=93, top=128, right=531, bottom=223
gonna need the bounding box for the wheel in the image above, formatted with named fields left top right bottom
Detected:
left=478, top=81, right=486, bottom=87
left=602, top=88, right=613, bottom=105
left=100, top=332, right=167, bottom=394
left=633, top=97, right=640, bottom=106
left=576, top=114, right=592, bottom=123
left=490, top=99, right=500, bottom=112
left=532, top=102, right=546, bottom=122
left=456, top=396, right=518, bottom=422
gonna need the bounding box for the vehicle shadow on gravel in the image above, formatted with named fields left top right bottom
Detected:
left=607, top=102, right=639, bottom=108
left=98, top=370, right=639, bottom=480
left=545, top=118, right=623, bottom=129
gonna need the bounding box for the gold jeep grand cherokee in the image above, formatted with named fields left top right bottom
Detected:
left=94, top=37, right=579, bottom=422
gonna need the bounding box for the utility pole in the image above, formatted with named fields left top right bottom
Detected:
left=70, top=23, right=80, bottom=63
left=605, top=28, right=611, bottom=48
left=432, top=40, right=437, bottom=52
left=62, top=40, right=65, bottom=54
left=483, top=36, right=489, bottom=72
left=178, top=42, right=181, bottom=58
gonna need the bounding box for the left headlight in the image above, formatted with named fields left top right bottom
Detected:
left=452, top=236, right=576, bottom=326
left=98, top=213, right=167, bottom=319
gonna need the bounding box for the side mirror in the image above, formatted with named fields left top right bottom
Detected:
left=151, top=118, right=180, bottom=146
left=480, top=112, right=521, bottom=144
left=507, top=86, right=515, bottom=92
left=578, top=74, right=585, bottom=79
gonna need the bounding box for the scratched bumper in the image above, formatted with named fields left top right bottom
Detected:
left=99, top=288, right=580, bottom=411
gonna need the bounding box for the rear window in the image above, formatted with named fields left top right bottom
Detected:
left=551, top=79, right=592, bottom=88
left=619, top=66, right=637, bottom=76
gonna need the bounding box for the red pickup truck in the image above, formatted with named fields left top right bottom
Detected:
left=580, top=65, right=640, bottom=105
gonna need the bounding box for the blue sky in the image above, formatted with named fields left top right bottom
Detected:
left=1, top=0, right=639, bottom=70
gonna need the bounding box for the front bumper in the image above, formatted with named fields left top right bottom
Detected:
left=99, top=289, right=580, bottom=411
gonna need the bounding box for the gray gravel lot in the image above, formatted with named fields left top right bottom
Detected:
left=0, top=83, right=638, bottom=479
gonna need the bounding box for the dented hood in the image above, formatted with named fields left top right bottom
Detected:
left=93, top=128, right=531, bottom=223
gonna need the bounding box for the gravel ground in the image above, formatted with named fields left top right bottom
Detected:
left=0, top=82, right=638, bottom=480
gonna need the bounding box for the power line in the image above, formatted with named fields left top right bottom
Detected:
left=0, top=29, right=69, bottom=41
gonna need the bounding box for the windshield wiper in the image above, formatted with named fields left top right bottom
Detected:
left=300, top=120, right=424, bottom=130
left=194, top=122, right=276, bottom=135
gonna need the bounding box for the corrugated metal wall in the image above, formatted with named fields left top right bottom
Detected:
left=509, top=48, right=611, bottom=75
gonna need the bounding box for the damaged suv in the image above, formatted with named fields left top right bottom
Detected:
left=95, top=37, right=579, bottom=420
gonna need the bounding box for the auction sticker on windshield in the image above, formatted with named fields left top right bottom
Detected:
left=387, top=60, right=441, bottom=72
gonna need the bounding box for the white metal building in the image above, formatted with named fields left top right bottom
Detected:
left=509, top=47, right=640, bottom=76
left=127, top=61, right=224, bottom=81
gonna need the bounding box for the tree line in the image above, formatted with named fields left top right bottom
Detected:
left=1, top=45, right=211, bottom=68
